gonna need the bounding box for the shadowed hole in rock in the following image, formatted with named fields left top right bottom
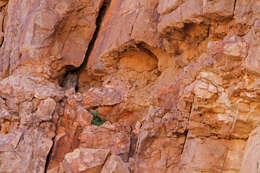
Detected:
left=118, top=50, right=158, bottom=73
left=59, top=0, right=111, bottom=91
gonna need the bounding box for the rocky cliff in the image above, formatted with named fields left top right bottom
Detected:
left=0, top=0, right=259, bottom=172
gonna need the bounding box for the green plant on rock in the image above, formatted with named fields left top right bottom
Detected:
left=89, top=111, right=106, bottom=126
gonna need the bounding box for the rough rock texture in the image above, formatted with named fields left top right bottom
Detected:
left=61, top=148, right=110, bottom=173
left=0, top=0, right=260, bottom=173
left=0, top=0, right=104, bottom=78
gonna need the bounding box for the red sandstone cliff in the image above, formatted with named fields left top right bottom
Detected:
left=0, top=0, right=260, bottom=172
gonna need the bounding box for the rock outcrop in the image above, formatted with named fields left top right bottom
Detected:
left=0, top=0, right=259, bottom=173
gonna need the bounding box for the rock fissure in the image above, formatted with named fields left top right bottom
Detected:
left=62, top=0, right=111, bottom=91
left=0, top=12, right=4, bottom=47
left=43, top=100, right=64, bottom=173
left=180, top=129, right=188, bottom=156
left=233, top=0, right=237, bottom=15
left=44, top=139, right=54, bottom=173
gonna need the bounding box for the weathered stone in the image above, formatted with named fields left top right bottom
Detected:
left=86, top=0, right=160, bottom=75
left=0, top=75, right=63, bottom=101
left=0, top=0, right=104, bottom=78
left=0, top=75, right=62, bottom=173
left=235, top=0, right=260, bottom=25
left=101, top=155, right=130, bottom=173
left=240, top=127, right=260, bottom=173
left=179, top=134, right=246, bottom=173
left=0, top=0, right=7, bottom=8
left=223, top=35, right=248, bottom=58
left=76, top=106, right=93, bottom=127
left=47, top=102, right=81, bottom=170
left=157, top=0, right=182, bottom=15
left=244, top=21, right=260, bottom=74
left=159, top=0, right=235, bottom=35
left=79, top=123, right=131, bottom=157
left=0, top=131, right=23, bottom=151
left=192, top=79, right=218, bottom=99
left=203, top=0, right=235, bottom=18
left=35, top=98, right=56, bottom=121
left=0, top=0, right=260, bottom=172
left=119, top=50, right=158, bottom=72
left=0, top=128, right=54, bottom=173
left=62, top=148, right=110, bottom=173
left=81, top=87, right=122, bottom=109
left=132, top=106, right=187, bottom=172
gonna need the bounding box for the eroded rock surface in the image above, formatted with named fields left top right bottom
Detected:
left=0, top=0, right=260, bottom=173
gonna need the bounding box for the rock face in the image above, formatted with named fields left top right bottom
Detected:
left=0, top=0, right=260, bottom=173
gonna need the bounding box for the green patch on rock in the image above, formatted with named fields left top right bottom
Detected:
left=89, top=111, right=106, bottom=126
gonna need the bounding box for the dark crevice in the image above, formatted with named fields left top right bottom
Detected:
left=44, top=100, right=65, bottom=173
left=47, top=2, right=111, bottom=168
left=233, top=0, right=237, bottom=16
left=44, top=137, right=55, bottom=173
left=0, top=12, right=4, bottom=47
left=60, top=70, right=78, bottom=90
left=180, top=129, right=188, bottom=155
left=74, top=0, right=111, bottom=74
left=136, top=42, right=158, bottom=60
left=128, top=127, right=136, bottom=158
left=62, top=0, right=111, bottom=92
left=43, top=119, right=59, bottom=173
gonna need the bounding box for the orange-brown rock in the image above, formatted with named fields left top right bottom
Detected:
left=101, top=155, right=130, bottom=173
left=79, top=122, right=131, bottom=159
left=240, top=127, right=260, bottom=173
left=0, top=0, right=104, bottom=79
left=86, top=0, right=160, bottom=75
left=0, top=0, right=260, bottom=172
left=81, top=87, right=122, bottom=109
left=179, top=134, right=246, bottom=173
left=62, top=148, right=110, bottom=173
left=0, top=127, right=55, bottom=173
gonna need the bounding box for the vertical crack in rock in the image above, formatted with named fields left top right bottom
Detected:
left=75, top=0, right=111, bottom=74
left=180, top=129, right=188, bottom=156
left=0, top=12, right=4, bottom=47
left=180, top=97, right=195, bottom=155
left=229, top=109, right=239, bottom=139
left=62, top=0, right=111, bottom=91
left=44, top=100, right=65, bottom=173
left=44, top=141, right=54, bottom=173
left=233, top=0, right=237, bottom=15
left=44, top=1, right=111, bottom=172
left=44, top=111, right=63, bottom=173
